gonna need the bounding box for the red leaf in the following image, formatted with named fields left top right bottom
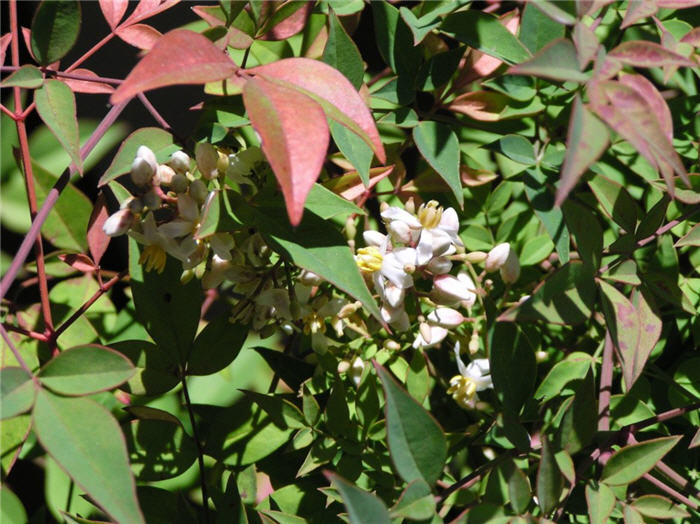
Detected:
left=61, top=68, right=114, bottom=94
left=621, top=0, right=658, bottom=29
left=99, top=0, right=128, bottom=30
left=260, top=2, right=314, bottom=41
left=123, top=0, right=180, bottom=26
left=242, top=76, right=329, bottom=226
left=116, top=23, right=162, bottom=50
left=619, top=74, right=672, bottom=142
left=323, top=166, right=394, bottom=201
left=469, top=11, right=519, bottom=79
left=1, top=33, right=12, bottom=66
left=657, top=0, right=700, bottom=6
left=608, top=40, right=695, bottom=68
left=87, top=193, right=110, bottom=265
left=58, top=253, right=97, bottom=273
left=111, top=29, right=238, bottom=104
left=192, top=5, right=226, bottom=26
left=680, top=27, right=700, bottom=46
left=247, top=58, right=385, bottom=164
left=446, top=91, right=507, bottom=121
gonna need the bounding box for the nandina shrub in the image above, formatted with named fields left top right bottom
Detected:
left=2, top=1, right=700, bottom=522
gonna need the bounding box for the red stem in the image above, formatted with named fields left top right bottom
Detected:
left=0, top=325, right=40, bottom=383
left=65, top=33, right=115, bottom=73
left=598, top=330, right=614, bottom=431
left=642, top=473, right=699, bottom=510
left=2, top=323, right=50, bottom=343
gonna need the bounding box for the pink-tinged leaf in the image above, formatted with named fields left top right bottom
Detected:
left=21, top=27, right=59, bottom=69
left=123, top=0, right=180, bottom=26
left=600, top=281, right=661, bottom=391
left=58, top=254, right=97, bottom=273
left=621, top=0, right=658, bottom=29
left=116, top=23, right=162, bottom=50
left=573, top=22, right=599, bottom=69
left=87, top=193, right=110, bottom=265
left=260, top=2, right=314, bottom=41
left=61, top=68, right=114, bottom=94
left=608, top=40, right=695, bottom=68
left=447, top=91, right=508, bottom=121
left=34, top=80, right=83, bottom=174
left=657, top=0, right=700, bottom=6
left=680, top=27, right=700, bottom=46
left=469, top=11, right=520, bottom=79
left=111, top=29, right=238, bottom=104
left=675, top=223, right=700, bottom=247
left=556, top=95, right=609, bottom=206
left=242, top=76, right=329, bottom=226
left=690, top=427, right=700, bottom=449
left=247, top=58, right=385, bottom=164
left=509, top=38, right=589, bottom=82
left=323, top=166, right=394, bottom=201
left=99, top=0, right=128, bottom=30
left=589, top=80, right=688, bottom=191
left=0, top=33, right=12, bottom=66
left=192, top=5, right=226, bottom=26
left=619, top=74, right=672, bottom=141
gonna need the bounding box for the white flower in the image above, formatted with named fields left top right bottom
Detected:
left=447, top=342, right=493, bottom=409
left=356, top=236, right=416, bottom=305
left=412, top=324, right=448, bottom=349
left=427, top=307, right=465, bottom=328
left=103, top=208, right=134, bottom=237
left=381, top=304, right=410, bottom=332
left=414, top=202, right=462, bottom=265
left=432, top=272, right=476, bottom=307
left=159, top=193, right=201, bottom=238
left=130, top=145, right=158, bottom=186
left=168, top=151, right=191, bottom=173
left=485, top=243, right=520, bottom=283
left=130, top=213, right=196, bottom=273
left=350, top=357, right=364, bottom=387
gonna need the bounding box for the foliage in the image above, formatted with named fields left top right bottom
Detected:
left=2, top=1, right=700, bottom=522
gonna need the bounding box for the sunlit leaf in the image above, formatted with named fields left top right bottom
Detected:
left=390, top=479, right=436, bottom=521
left=608, top=40, right=695, bottom=68
left=586, top=483, right=616, bottom=524
left=601, top=436, right=681, bottom=485
left=34, top=80, right=83, bottom=173
left=631, top=494, right=690, bottom=519
left=375, top=362, right=447, bottom=486
left=322, top=12, right=363, bottom=89
left=33, top=390, right=145, bottom=524
left=520, top=2, right=566, bottom=53
left=99, top=0, right=128, bottom=30
left=675, top=223, right=700, bottom=247
left=0, top=367, right=35, bottom=420
left=412, top=121, right=463, bottom=206
left=111, top=29, right=238, bottom=103
left=30, top=1, right=81, bottom=65
left=509, top=38, right=589, bottom=82
left=243, top=76, right=328, bottom=226
left=61, top=68, right=114, bottom=94
left=535, top=352, right=593, bottom=401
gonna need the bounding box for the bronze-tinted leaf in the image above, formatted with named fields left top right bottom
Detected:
left=116, top=24, right=162, bottom=50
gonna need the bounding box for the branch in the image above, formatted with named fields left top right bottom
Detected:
left=598, top=330, right=614, bottom=431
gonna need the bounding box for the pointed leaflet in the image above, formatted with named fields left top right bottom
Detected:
left=322, top=12, right=364, bottom=90
left=30, top=1, right=81, bottom=65
left=116, top=24, right=162, bottom=50
left=608, top=40, right=695, bottom=68
left=556, top=95, right=609, bottom=206
left=122, top=0, right=180, bottom=26
left=412, top=121, right=463, bottom=207
left=619, top=74, right=673, bottom=141
left=374, top=362, right=447, bottom=486
left=675, top=223, right=700, bottom=247
left=247, top=58, right=385, bottom=164
left=600, top=281, right=661, bottom=391
left=509, top=38, right=589, bottom=83
left=327, top=473, right=391, bottom=524
left=34, top=80, right=83, bottom=173
left=0, top=367, right=35, bottom=420
left=33, top=390, right=145, bottom=524
left=87, top=193, right=109, bottom=265
left=1, top=65, right=43, bottom=89
left=61, top=68, right=114, bottom=94
left=586, top=483, right=616, bottom=524
left=38, top=345, right=135, bottom=396
left=537, top=435, right=564, bottom=516
left=99, top=0, right=128, bottom=30
left=601, top=436, right=681, bottom=485
left=111, top=29, right=238, bottom=103
left=632, top=495, right=690, bottom=519
left=243, top=76, right=329, bottom=226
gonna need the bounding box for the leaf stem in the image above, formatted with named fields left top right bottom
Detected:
left=598, top=330, right=614, bottom=431
left=180, top=373, right=210, bottom=523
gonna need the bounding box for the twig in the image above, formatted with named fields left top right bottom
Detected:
left=2, top=323, right=50, bottom=343
left=643, top=473, right=699, bottom=510
left=0, top=324, right=39, bottom=383
left=180, top=373, right=210, bottom=523
left=598, top=330, right=614, bottom=431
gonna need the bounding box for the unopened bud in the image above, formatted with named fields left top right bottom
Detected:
left=383, top=340, right=401, bottom=351
left=535, top=350, right=548, bottom=363
left=427, top=307, right=465, bottom=328
left=344, top=216, right=357, bottom=242
left=468, top=334, right=480, bottom=355
left=189, top=179, right=208, bottom=204
left=419, top=322, right=432, bottom=344
left=299, top=269, right=323, bottom=286
left=103, top=208, right=134, bottom=237
left=124, top=197, right=143, bottom=214
left=171, top=173, right=189, bottom=193
left=485, top=243, right=511, bottom=273
left=427, top=256, right=452, bottom=275
left=404, top=197, right=415, bottom=214
left=217, top=150, right=229, bottom=173
left=141, top=189, right=160, bottom=210
left=350, top=357, right=364, bottom=387
left=338, top=301, right=362, bottom=319
left=465, top=251, right=488, bottom=264
left=130, top=156, right=156, bottom=186
left=169, top=150, right=191, bottom=173
left=156, top=164, right=176, bottom=186
left=337, top=360, right=351, bottom=374
left=280, top=322, right=295, bottom=335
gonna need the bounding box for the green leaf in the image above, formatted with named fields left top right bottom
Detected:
left=304, top=183, right=365, bottom=219
left=563, top=200, right=603, bottom=269
left=676, top=223, right=700, bottom=247
left=413, top=121, right=463, bottom=206
left=588, top=173, right=638, bottom=233
left=1, top=415, right=31, bottom=475
left=504, top=459, right=531, bottom=514
left=230, top=195, right=382, bottom=324
left=520, top=2, right=565, bottom=53
left=602, top=259, right=640, bottom=286
left=441, top=10, right=531, bottom=64
left=536, top=435, right=563, bottom=516
left=509, top=38, right=588, bottom=82
left=328, top=473, right=391, bottom=524
left=498, top=134, right=536, bottom=165
left=1, top=486, right=27, bottom=524
left=37, top=345, right=135, bottom=395
left=32, top=389, right=144, bottom=524
left=631, top=494, right=690, bottom=519
left=520, top=234, right=554, bottom=265
left=253, top=347, right=314, bottom=392
left=129, top=238, right=203, bottom=363
left=99, top=128, right=179, bottom=186
left=125, top=417, right=197, bottom=481
left=601, top=436, right=682, bottom=486
left=555, top=370, right=596, bottom=454
left=585, top=483, right=616, bottom=524
left=390, top=479, right=436, bottom=521
left=34, top=80, right=82, bottom=172
left=323, top=12, right=363, bottom=89
left=524, top=167, right=570, bottom=263
left=0, top=367, right=35, bottom=420
left=187, top=316, right=248, bottom=376
left=243, top=390, right=306, bottom=429
left=375, top=362, right=447, bottom=486
left=556, top=95, right=609, bottom=206
left=489, top=323, right=537, bottom=415
left=331, top=121, right=373, bottom=187
left=416, top=46, right=465, bottom=92
left=108, top=340, right=179, bottom=396
left=31, top=1, right=81, bottom=65
left=535, top=352, right=592, bottom=401
left=1, top=65, right=44, bottom=88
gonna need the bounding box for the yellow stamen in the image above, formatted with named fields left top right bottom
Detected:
left=418, top=200, right=443, bottom=229
left=355, top=246, right=383, bottom=273
left=140, top=245, right=167, bottom=273
left=447, top=374, right=477, bottom=409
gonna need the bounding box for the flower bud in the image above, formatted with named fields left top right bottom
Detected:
left=427, top=256, right=452, bottom=274
left=130, top=156, right=156, bottom=187
left=102, top=208, right=134, bottom=237
left=433, top=274, right=476, bottom=304
left=350, top=357, right=364, bottom=387
left=299, top=269, right=323, bottom=286
left=465, top=251, right=488, bottom=264
left=337, top=360, right=351, bottom=374
left=383, top=340, right=402, bottom=351
left=195, top=142, right=219, bottom=180
left=141, top=189, right=161, bottom=210
left=485, top=243, right=511, bottom=273
left=217, top=150, right=229, bottom=173
left=500, top=249, right=520, bottom=284
left=362, top=230, right=386, bottom=248
left=427, top=307, right=465, bottom=328
left=344, top=216, right=357, bottom=242
left=170, top=173, right=189, bottom=193
left=388, top=220, right=412, bottom=244
left=168, top=150, right=191, bottom=173
left=189, top=179, right=208, bottom=204
left=155, top=164, right=176, bottom=186
left=124, top=197, right=143, bottom=214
